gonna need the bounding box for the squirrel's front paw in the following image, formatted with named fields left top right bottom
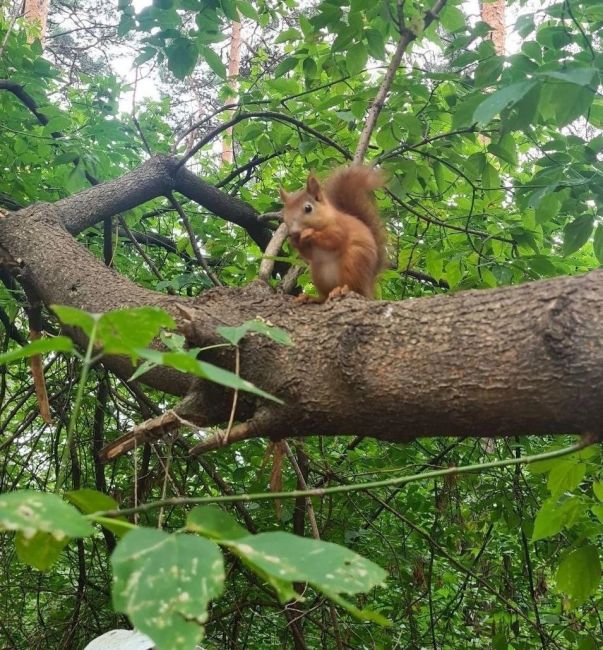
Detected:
left=299, top=227, right=315, bottom=244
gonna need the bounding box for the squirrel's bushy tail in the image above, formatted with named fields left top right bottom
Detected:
left=324, top=165, right=387, bottom=270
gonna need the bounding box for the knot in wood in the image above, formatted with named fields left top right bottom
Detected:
left=542, top=294, right=577, bottom=363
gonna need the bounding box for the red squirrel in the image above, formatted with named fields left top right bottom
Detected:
left=280, top=165, right=386, bottom=302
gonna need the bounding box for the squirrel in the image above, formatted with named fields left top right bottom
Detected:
left=279, top=165, right=387, bottom=302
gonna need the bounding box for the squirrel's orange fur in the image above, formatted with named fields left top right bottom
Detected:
left=280, top=165, right=386, bottom=301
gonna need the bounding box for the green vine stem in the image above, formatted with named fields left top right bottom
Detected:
left=55, top=319, right=99, bottom=493
left=89, top=433, right=597, bottom=520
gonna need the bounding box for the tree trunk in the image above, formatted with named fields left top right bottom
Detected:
left=24, top=0, right=50, bottom=43
left=221, top=21, right=242, bottom=164
left=480, top=0, right=506, bottom=55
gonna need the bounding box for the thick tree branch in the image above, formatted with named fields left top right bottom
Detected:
left=174, top=165, right=272, bottom=249
left=47, top=155, right=273, bottom=249
left=2, top=161, right=603, bottom=449
left=0, top=79, right=52, bottom=128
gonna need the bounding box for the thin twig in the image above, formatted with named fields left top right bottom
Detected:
left=222, top=346, right=240, bottom=443
left=0, top=2, right=22, bottom=61
left=283, top=441, right=344, bottom=650
left=178, top=111, right=351, bottom=168
left=156, top=436, right=175, bottom=529
left=167, top=193, right=223, bottom=287
left=117, top=216, right=167, bottom=284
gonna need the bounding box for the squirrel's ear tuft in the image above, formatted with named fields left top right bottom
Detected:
left=306, top=173, right=322, bottom=201
left=279, top=187, right=289, bottom=204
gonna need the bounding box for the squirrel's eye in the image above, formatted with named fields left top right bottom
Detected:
left=304, top=203, right=313, bottom=213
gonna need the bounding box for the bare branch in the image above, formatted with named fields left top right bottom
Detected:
left=353, top=0, right=449, bottom=164
left=179, top=111, right=351, bottom=168
left=259, top=223, right=289, bottom=283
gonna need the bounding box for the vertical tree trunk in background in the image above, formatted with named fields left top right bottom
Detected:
left=476, top=1, right=506, bottom=148
left=480, top=0, right=506, bottom=55
left=478, top=0, right=506, bottom=448
left=221, top=21, right=241, bottom=164
left=24, top=0, right=49, bottom=43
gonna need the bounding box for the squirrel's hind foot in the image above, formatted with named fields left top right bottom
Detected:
left=326, top=285, right=351, bottom=301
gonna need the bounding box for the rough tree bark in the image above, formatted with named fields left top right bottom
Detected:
left=1, top=155, right=602, bottom=456
left=480, top=0, right=506, bottom=55
left=24, top=0, right=50, bottom=43
left=221, top=20, right=242, bottom=164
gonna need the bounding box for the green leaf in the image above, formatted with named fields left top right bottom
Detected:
left=482, top=162, right=500, bottom=195
left=593, top=481, right=603, bottom=501
left=112, top=528, right=224, bottom=650
left=65, top=489, right=130, bottom=538
left=539, top=82, right=595, bottom=127
left=346, top=42, right=367, bottom=76
left=98, top=307, right=176, bottom=358
left=562, top=215, right=594, bottom=257
left=275, top=28, right=302, bottom=44
left=536, top=25, right=572, bottom=49
left=15, top=531, right=70, bottom=572
left=302, top=57, right=318, bottom=81
left=201, top=46, right=227, bottom=79
left=198, top=360, right=282, bottom=402
left=440, top=5, right=466, bottom=33
left=52, top=305, right=98, bottom=336
left=521, top=41, right=541, bottom=62
left=535, top=193, right=560, bottom=225
left=487, top=133, right=517, bottom=166
left=591, top=504, right=603, bottom=524
left=516, top=15, right=534, bottom=38
left=166, top=37, right=199, bottom=79
left=475, top=57, right=503, bottom=88
left=540, top=68, right=598, bottom=87
left=234, top=0, right=256, bottom=19
left=547, top=461, right=586, bottom=498
left=240, top=122, right=265, bottom=141
left=53, top=151, right=80, bottom=166
left=217, top=319, right=293, bottom=346
left=219, top=0, right=239, bottom=21
left=274, top=57, right=298, bottom=77
left=117, top=13, right=135, bottom=36
left=0, top=490, right=94, bottom=569
left=365, top=29, right=385, bottom=60
left=0, top=336, right=74, bottom=366
left=445, top=259, right=463, bottom=288
left=187, top=506, right=248, bottom=540
left=134, top=348, right=283, bottom=403
left=532, top=498, right=582, bottom=541
left=592, top=226, right=603, bottom=265
left=227, top=531, right=387, bottom=600
left=473, top=81, right=537, bottom=126
left=593, top=482, right=603, bottom=502
left=452, top=93, right=485, bottom=128
left=588, top=99, right=603, bottom=128
left=556, top=545, right=601, bottom=608
left=43, top=116, right=71, bottom=135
